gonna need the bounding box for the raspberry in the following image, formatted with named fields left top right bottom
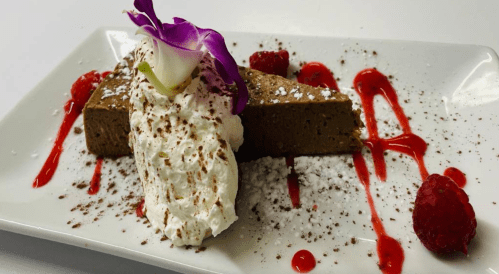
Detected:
left=412, top=174, right=477, bottom=254
left=249, top=50, right=289, bottom=77
left=70, top=70, right=103, bottom=110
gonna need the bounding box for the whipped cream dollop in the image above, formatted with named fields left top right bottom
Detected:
left=129, top=38, right=243, bottom=246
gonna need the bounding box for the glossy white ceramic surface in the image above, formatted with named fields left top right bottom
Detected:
left=0, top=28, right=498, bottom=273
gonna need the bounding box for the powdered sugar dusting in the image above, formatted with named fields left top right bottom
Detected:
left=99, top=53, right=134, bottom=105
left=321, top=88, right=332, bottom=100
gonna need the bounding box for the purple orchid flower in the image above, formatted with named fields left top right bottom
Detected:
left=127, top=0, right=248, bottom=114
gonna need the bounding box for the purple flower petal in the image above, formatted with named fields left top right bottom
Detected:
left=172, top=17, right=187, bottom=24
left=127, top=0, right=248, bottom=114
left=200, top=54, right=233, bottom=97
left=133, top=0, right=162, bottom=31
left=198, top=28, right=248, bottom=114
left=161, top=21, right=201, bottom=51
left=214, top=59, right=232, bottom=84
left=230, top=77, right=249, bottom=114
left=127, top=11, right=153, bottom=27
left=136, top=25, right=162, bottom=41
left=128, top=2, right=201, bottom=52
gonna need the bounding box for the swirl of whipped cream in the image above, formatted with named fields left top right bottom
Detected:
left=129, top=38, right=243, bottom=246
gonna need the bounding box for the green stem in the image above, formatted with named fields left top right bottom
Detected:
left=137, top=61, right=176, bottom=98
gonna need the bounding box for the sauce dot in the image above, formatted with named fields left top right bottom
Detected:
left=297, top=62, right=339, bottom=91
left=443, top=167, right=466, bottom=188
left=291, top=250, right=316, bottom=273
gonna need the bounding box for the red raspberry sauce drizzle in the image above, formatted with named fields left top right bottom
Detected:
left=32, top=101, right=82, bottom=188
left=286, top=156, right=300, bottom=208
left=136, top=198, right=146, bottom=218
left=292, top=64, right=468, bottom=272
left=353, top=152, right=404, bottom=274
left=353, top=68, right=429, bottom=182
left=291, top=249, right=316, bottom=273
left=87, top=157, right=103, bottom=195
left=33, top=71, right=109, bottom=189
left=352, top=68, right=469, bottom=273
left=297, top=62, right=339, bottom=92
left=443, top=167, right=467, bottom=188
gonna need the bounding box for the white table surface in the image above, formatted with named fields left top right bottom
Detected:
left=1, top=0, right=498, bottom=273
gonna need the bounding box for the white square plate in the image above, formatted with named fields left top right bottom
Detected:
left=1, top=27, right=498, bottom=274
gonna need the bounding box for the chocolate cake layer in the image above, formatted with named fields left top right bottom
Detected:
left=83, top=53, right=134, bottom=156
left=235, top=67, right=363, bottom=161
left=83, top=59, right=363, bottom=159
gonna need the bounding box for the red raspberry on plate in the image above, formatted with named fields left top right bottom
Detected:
left=70, top=70, right=103, bottom=110
left=249, top=50, right=289, bottom=78
left=412, top=174, right=477, bottom=254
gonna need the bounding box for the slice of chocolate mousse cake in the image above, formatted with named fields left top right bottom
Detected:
left=83, top=57, right=363, bottom=159
left=235, top=67, right=363, bottom=161
left=83, top=53, right=135, bottom=156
